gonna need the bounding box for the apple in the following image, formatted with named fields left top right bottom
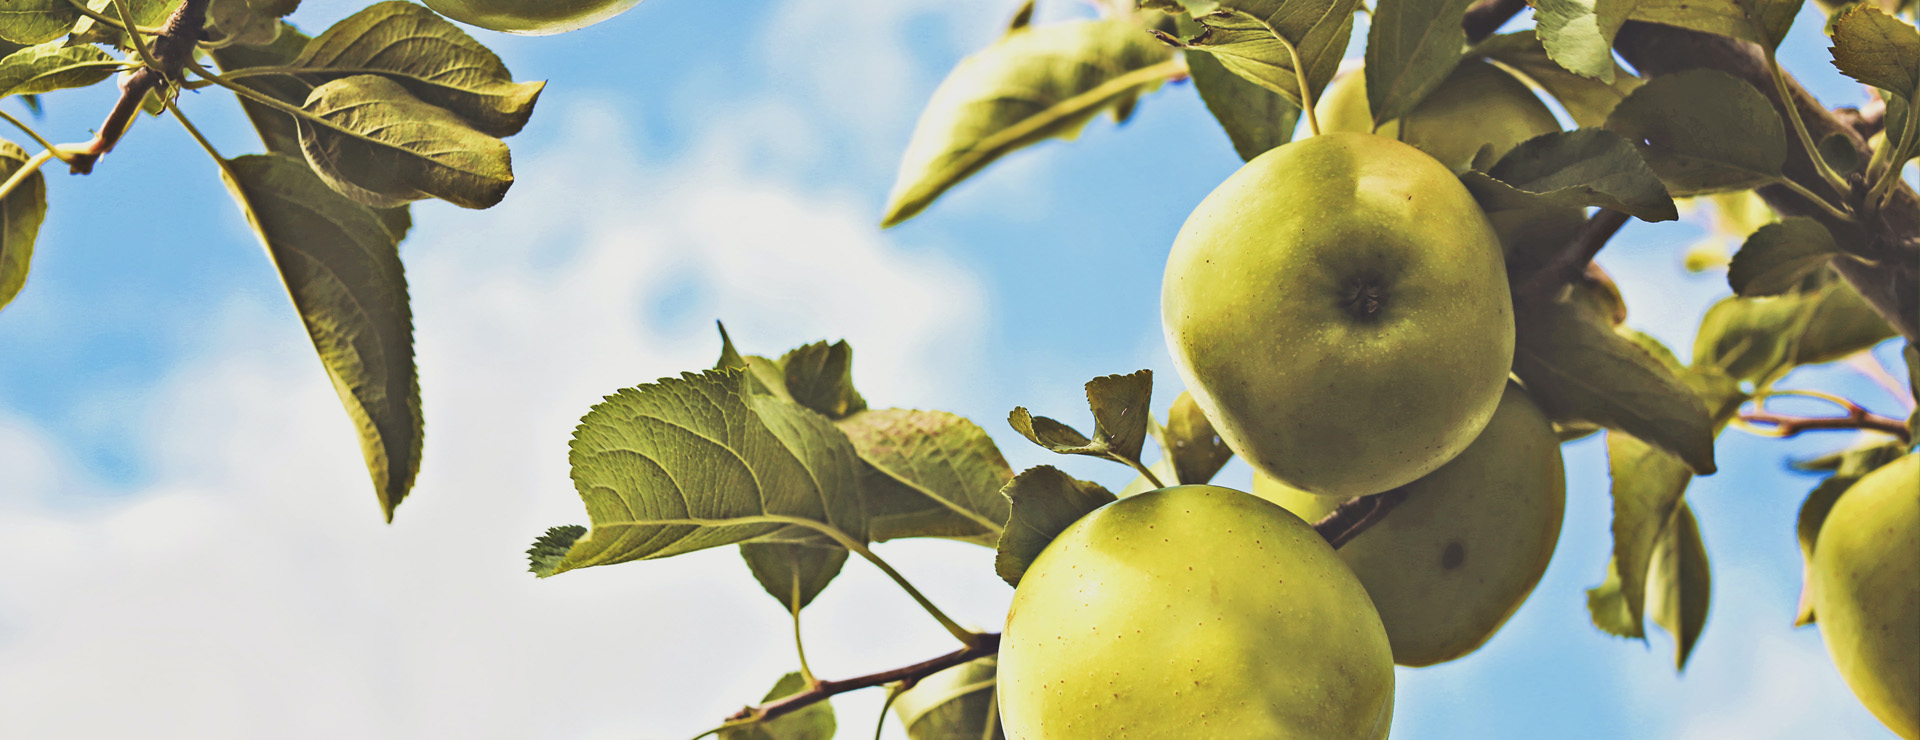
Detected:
left=1254, top=381, right=1567, bottom=666
left=1808, top=452, right=1918, bottom=739
left=422, top=0, right=642, bottom=35
left=1163, top=132, right=1515, bottom=498
left=1318, top=59, right=1588, bottom=259
left=999, top=485, right=1395, bottom=739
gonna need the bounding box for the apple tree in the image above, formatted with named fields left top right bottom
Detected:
left=0, top=0, right=1913, bottom=737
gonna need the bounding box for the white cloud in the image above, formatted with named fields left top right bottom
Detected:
left=0, top=97, right=999, bottom=739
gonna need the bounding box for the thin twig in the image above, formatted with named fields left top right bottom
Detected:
left=724, top=634, right=1002, bottom=727
left=68, top=0, right=210, bottom=174
left=1739, top=407, right=1910, bottom=443
left=1310, top=488, right=1411, bottom=549
left=1461, top=0, right=1527, bottom=44
left=1516, top=209, right=1632, bottom=302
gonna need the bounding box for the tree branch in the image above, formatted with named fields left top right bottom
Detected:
left=1612, top=21, right=1920, bottom=342
left=1462, top=0, right=1527, bottom=44
left=1740, top=407, right=1911, bottom=443
left=68, top=0, right=210, bottom=174
left=724, top=633, right=1001, bottom=726
left=1515, top=208, right=1633, bottom=302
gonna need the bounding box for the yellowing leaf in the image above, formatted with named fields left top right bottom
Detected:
left=297, top=74, right=514, bottom=209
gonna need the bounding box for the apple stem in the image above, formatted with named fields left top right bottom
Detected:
left=1311, top=488, right=1411, bottom=549
left=69, top=0, right=211, bottom=175
left=1515, top=208, right=1631, bottom=302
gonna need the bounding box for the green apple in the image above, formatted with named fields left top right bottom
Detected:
left=1254, top=382, right=1567, bottom=666
left=1318, top=59, right=1588, bottom=260
left=1808, top=453, right=1919, bottom=739
left=423, top=0, right=642, bottom=35
left=999, top=485, right=1395, bottom=740
left=1163, top=132, right=1514, bottom=498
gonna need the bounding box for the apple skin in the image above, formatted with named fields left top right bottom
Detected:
left=999, top=485, right=1394, bottom=740
left=1254, top=381, right=1567, bottom=666
left=422, top=0, right=642, bottom=35
left=1809, top=453, right=1919, bottom=740
left=1163, top=132, right=1514, bottom=498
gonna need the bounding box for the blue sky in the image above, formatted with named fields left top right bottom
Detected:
left=0, top=0, right=1911, bottom=737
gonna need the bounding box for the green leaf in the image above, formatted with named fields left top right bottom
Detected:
left=208, top=0, right=282, bottom=47
left=69, top=0, right=176, bottom=48
left=1727, top=217, right=1839, bottom=296
left=1602, top=430, right=1694, bottom=639
left=1693, top=272, right=1896, bottom=384
left=837, top=408, right=1013, bottom=545
left=1605, top=69, right=1788, bottom=196
left=882, top=19, right=1175, bottom=227
left=1362, top=0, right=1476, bottom=125
left=779, top=340, right=867, bottom=420
left=1627, top=0, right=1802, bottom=49
left=0, top=41, right=119, bottom=99
left=1156, top=0, right=1358, bottom=109
left=740, top=542, right=847, bottom=613
left=1187, top=48, right=1299, bottom=160
left=220, top=154, right=420, bottom=521
left=297, top=74, right=514, bottom=209
left=526, top=525, right=585, bottom=576
left=1829, top=5, right=1920, bottom=99
left=539, top=370, right=865, bottom=576
left=0, top=0, right=81, bottom=45
left=1586, top=556, right=1640, bottom=638
left=995, top=466, right=1116, bottom=586
left=711, top=322, right=793, bottom=401
left=1471, top=30, right=1643, bottom=127
left=1008, top=369, right=1154, bottom=467
left=294, top=2, right=545, bottom=138
left=0, top=139, right=47, bottom=313
left=1646, top=502, right=1711, bottom=670
left=1459, top=128, right=1678, bottom=224
left=894, top=657, right=1004, bottom=740
left=721, top=673, right=836, bottom=740
left=210, top=21, right=314, bottom=157
left=1513, top=295, right=1718, bottom=475
left=1152, top=390, right=1234, bottom=485
left=1532, top=0, right=1631, bottom=83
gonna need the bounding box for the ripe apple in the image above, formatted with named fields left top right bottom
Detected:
left=1254, top=382, right=1567, bottom=666
left=1807, top=453, right=1918, bottom=739
left=999, top=485, right=1395, bottom=739
left=1163, top=132, right=1515, bottom=498
left=422, top=0, right=642, bottom=35
left=1318, top=59, right=1588, bottom=259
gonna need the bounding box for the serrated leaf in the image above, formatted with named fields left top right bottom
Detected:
left=1606, top=69, right=1788, bottom=196
left=294, top=2, right=544, bottom=138
left=69, top=0, right=175, bottom=48
left=540, top=370, right=865, bottom=575
left=713, top=321, right=791, bottom=400
left=297, top=74, right=514, bottom=209
left=1647, top=502, right=1711, bottom=670
left=1532, top=0, right=1630, bottom=83
left=208, top=0, right=282, bottom=47
left=0, top=139, right=46, bottom=313
left=1693, top=272, right=1896, bottom=384
left=995, top=466, right=1116, bottom=586
left=0, top=41, right=120, bottom=99
left=1829, top=5, right=1920, bottom=100
left=1472, top=31, right=1642, bottom=127
left=1587, top=557, right=1640, bottom=638
left=837, top=408, right=1013, bottom=544
left=1602, top=430, right=1694, bottom=639
left=1153, top=390, right=1233, bottom=485
left=1727, top=217, right=1839, bottom=296
left=894, top=657, right=1004, bottom=740
left=1363, top=0, right=1476, bottom=125
left=210, top=21, right=314, bottom=157
left=1459, top=128, right=1678, bottom=224
left=1187, top=48, right=1299, bottom=160
left=882, top=19, right=1175, bottom=227
left=527, top=525, right=585, bottom=576
left=1008, top=369, right=1153, bottom=466
left=779, top=340, right=867, bottom=420
left=0, top=0, right=81, bottom=45
left=740, top=542, right=847, bottom=613
left=1159, top=0, right=1357, bottom=109
left=220, top=154, right=420, bottom=521
left=1514, top=296, right=1718, bottom=474
left=721, top=673, right=836, bottom=740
